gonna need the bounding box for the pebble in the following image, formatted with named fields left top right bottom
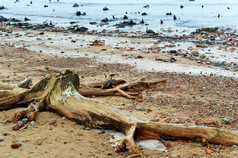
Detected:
left=138, top=108, right=146, bottom=111
left=22, top=118, right=28, bottom=124
left=0, top=137, right=4, bottom=142
left=221, top=118, right=231, bottom=124
left=17, top=121, right=25, bottom=128
left=11, top=143, right=20, bottom=149
left=49, top=118, right=57, bottom=125
left=170, top=118, right=180, bottom=124
left=12, top=125, right=20, bottom=131
left=30, top=121, right=35, bottom=126
left=3, top=133, right=8, bottom=136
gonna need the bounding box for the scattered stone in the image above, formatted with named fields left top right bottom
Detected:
left=3, top=133, right=8, bottom=136
left=49, top=118, right=57, bottom=125
left=0, top=137, right=4, bottom=142
left=170, top=118, right=180, bottom=124
left=30, top=121, right=35, bottom=126
left=22, top=118, right=28, bottom=124
left=11, top=143, right=20, bottom=149
left=12, top=125, right=20, bottom=131
left=103, top=7, right=109, bottom=11
left=138, top=108, right=146, bottom=111
left=17, top=121, right=25, bottom=128
left=221, top=118, right=231, bottom=124
left=85, top=127, right=92, bottom=130
left=72, top=3, right=79, bottom=7
left=141, top=12, right=147, bottom=16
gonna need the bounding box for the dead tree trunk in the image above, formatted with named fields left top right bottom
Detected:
left=0, top=70, right=237, bottom=155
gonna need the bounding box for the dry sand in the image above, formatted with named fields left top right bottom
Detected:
left=0, top=27, right=238, bottom=158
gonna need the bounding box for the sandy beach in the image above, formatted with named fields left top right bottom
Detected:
left=0, top=21, right=238, bottom=158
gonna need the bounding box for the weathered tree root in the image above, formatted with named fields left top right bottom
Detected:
left=0, top=70, right=238, bottom=155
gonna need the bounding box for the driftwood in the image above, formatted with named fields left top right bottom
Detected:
left=0, top=70, right=237, bottom=155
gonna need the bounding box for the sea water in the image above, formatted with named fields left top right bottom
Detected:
left=0, top=0, right=238, bottom=31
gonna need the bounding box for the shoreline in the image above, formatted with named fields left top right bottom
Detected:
left=1, top=21, right=238, bottom=78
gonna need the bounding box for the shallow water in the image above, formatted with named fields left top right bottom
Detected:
left=0, top=0, right=238, bottom=31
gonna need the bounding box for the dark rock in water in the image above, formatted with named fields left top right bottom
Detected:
left=70, top=21, right=77, bottom=24
left=173, top=15, right=177, bottom=20
left=101, top=18, right=109, bottom=23
left=76, top=11, right=86, bottom=16
left=160, top=20, right=163, bottom=25
left=24, top=17, right=30, bottom=21
left=128, top=19, right=136, bottom=25
left=103, top=7, right=109, bottom=11
left=141, top=12, right=147, bottom=16
left=143, top=4, right=150, bottom=8
left=146, top=27, right=155, bottom=34
left=89, top=22, right=97, bottom=25
left=44, top=5, right=48, bottom=8
left=140, top=19, right=144, bottom=24
left=166, top=12, right=172, bottom=15
left=0, top=5, right=5, bottom=10
left=75, top=27, right=88, bottom=32
left=73, top=3, right=79, bottom=7
left=123, top=15, right=128, bottom=20
left=115, top=20, right=137, bottom=28
left=180, top=5, right=184, bottom=9
left=0, top=16, right=8, bottom=22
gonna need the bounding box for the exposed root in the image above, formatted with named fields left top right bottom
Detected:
left=5, top=100, right=40, bottom=123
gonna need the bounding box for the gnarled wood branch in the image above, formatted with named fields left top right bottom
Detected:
left=0, top=70, right=237, bottom=155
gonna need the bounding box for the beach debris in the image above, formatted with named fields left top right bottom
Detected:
left=0, top=70, right=237, bottom=156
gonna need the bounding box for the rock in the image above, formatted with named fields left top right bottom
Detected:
left=138, top=108, right=146, bottom=111
left=75, top=27, right=88, bottom=32
left=36, top=138, right=43, bottom=145
left=17, top=121, right=25, bottom=128
left=170, top=118, right=180, bottom=124
left=221, top=118, right=231, bottom=124
left=30, top=121, right=35, bottom=126
left=101, top=18, right=109, bottom=23
left=141, top=12, right=147, bottom=16
left=3, top=133, right=8, bottom=136
left=170, top=50, right=177, bottom=54
left=49, top=118, right=57, bottom=125
left=89, top=22, right=97, bottom=25
left=12, top=125, right=20, bottom=131
left=0, top=137, right=4, bottom=142
left=72, top=3, right=79, bottom=7
left=11, top=143, right=20, bottom=149
left=123, top=15, right=128, bottom=19
left=103, top=7, right=109, bottom=11
left=0, top=6, right=5, bottom=10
